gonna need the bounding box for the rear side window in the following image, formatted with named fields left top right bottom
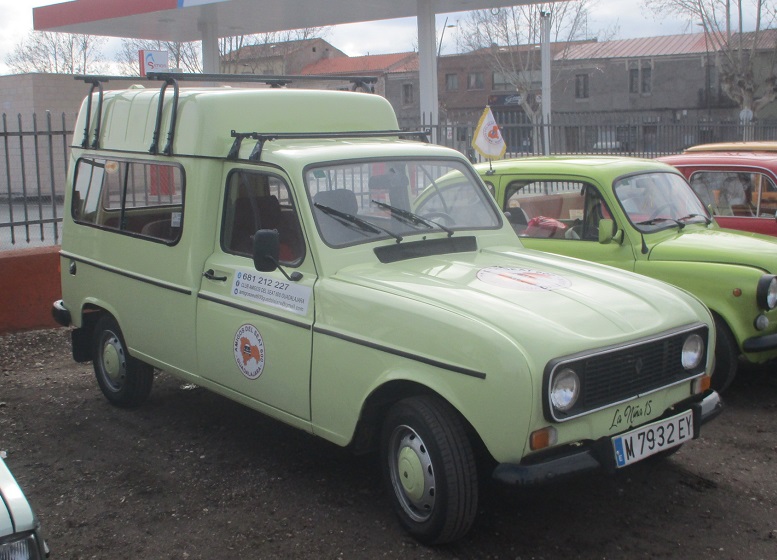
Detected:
left=72, top=158, right=185, bottom=243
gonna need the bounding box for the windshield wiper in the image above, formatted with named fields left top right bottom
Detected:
left=636, top=217, right=684, bottom=229
left=677, top=213, right=712, bottom=225
left=314, top=203, right=403, bottom=243
left=371, top=199, right=454, bottom=237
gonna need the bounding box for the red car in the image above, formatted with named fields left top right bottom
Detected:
left=659, top=142, right=777, bottom=236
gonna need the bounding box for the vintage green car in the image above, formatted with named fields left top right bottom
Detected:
left=475, top=156, right=777, bottom=391
left=54, top=77, right=721, bottom=544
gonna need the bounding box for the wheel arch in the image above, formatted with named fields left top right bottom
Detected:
left=349, top=380, right=491, bottom=463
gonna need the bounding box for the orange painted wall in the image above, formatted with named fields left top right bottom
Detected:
left=0, top=246, right=61, bottom=334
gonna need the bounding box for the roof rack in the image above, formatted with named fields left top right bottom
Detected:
left=228, top=130, right=430, bottom=161
left=75, top=72, right=381, bottom=155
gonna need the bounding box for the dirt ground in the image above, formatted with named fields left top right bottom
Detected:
left=1, top=328, right=776, bottom=560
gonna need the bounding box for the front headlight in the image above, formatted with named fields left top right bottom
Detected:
left=681, top=333, right=705, bottom=370
left=756, top=275, right=777, bottom=310
left=550, top=368, right=580, bottom=412
left=0, top=532, right=44, bottom=560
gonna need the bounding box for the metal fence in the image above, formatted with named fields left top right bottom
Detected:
left=1, top=112, right=73, bottom=249
left=4, top=109, right=777, bottom=249
left=430, top=117, right=777, bottom=162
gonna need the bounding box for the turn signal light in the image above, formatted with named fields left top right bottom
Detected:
left=530, top=426, right=558, bottom=450
left=693, top=375, right=711, bottom=394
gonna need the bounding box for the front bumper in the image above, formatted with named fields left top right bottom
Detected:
left=493, top=389, right=722, bottom=486
left=51, top=300, right=71, bottom=327
left=742, top=331, right=777, bottom=353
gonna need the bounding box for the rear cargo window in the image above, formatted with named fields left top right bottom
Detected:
left=72, top=157, right=185, bottom=243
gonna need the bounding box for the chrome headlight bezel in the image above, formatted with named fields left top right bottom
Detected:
left=756, top=275, right=777, bottom=310
left=681, top=333, right=705, bottom=370
left=549, top=367, right=580, bottom=413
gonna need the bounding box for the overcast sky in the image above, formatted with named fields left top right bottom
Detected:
left=0, top=0, right=756, bottom=74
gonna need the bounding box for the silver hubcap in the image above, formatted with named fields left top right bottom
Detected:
left=101, top=333, right=126, bottom=391
left=388, top=424, right=436, bottom=522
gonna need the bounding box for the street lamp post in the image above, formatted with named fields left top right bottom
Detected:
left=438, top=16, right=457, bottom=57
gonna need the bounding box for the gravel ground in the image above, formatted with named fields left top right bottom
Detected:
left=1, top=328, right=776, bottom=559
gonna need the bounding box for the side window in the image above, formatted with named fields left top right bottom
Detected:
left=222, top=170, right=304, bottom=265
left=690, top=171, right=777, bottom=217
left=503, top=180, right=608, bottom=240
left=72, top=158, right=184, bottom=243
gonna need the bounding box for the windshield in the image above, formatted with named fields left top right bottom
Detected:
left=306, top=159, right=500, bottom=247
left=614, top=172, right=711, bottom=233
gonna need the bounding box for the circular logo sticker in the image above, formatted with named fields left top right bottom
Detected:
left=233, top=324, right=265, bottom=380
left=477, top=266, right=572, bottom=292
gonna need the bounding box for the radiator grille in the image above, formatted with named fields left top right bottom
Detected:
left=547, top=325, right=708, bottom=421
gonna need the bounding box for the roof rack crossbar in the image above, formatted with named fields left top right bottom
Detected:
left=227, top=130, right=430, bottom=161
left=146, top=72, right=378, bottom=89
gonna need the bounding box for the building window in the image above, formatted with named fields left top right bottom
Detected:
left=575, top=74, right=589, bottom=99
left=468, top=72, right=484, bottom=90
left=641, top=67, right=652, bottom=94
left=493, top=71, right=513, bottom=90
left=445, top=73, right=459, bottom=91
left=630, top=64, right=652, bottom=94
left=402, top=83, right=414, bottom=105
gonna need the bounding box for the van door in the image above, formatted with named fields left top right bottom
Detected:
left=196, top=168, right=315, bottom=423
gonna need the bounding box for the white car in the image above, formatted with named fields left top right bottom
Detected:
left=0, top=457, right=48, bottom=559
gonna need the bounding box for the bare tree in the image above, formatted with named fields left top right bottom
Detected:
left=455, top=2, right=592, bottom=130
left=116, top=39, right=203, bottom=75
left=645, top=0, right=777, bottom=120
left=5, top=31, right=107, bottom=74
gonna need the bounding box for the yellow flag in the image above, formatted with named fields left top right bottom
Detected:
left=471, top=106, right=507, bottom=160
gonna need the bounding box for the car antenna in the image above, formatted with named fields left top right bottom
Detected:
left=641, top=233, right=649, bottom=254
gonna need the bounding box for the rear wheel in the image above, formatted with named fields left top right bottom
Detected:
left=381, top=395, right=478, bottom=544
left=93, top=315, right=153, bottom=407
left=711, top=316, right=738, bottom=393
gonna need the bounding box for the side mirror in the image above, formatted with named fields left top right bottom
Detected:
left=252, top=229, right=280, bottom=272
left=598, top=219, right=622, bottom=244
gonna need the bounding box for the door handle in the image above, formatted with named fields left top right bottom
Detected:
left=203, top=269, right=228, bottom=282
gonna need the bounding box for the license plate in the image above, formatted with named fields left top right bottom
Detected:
left=612, top=410, right=694, bottom=468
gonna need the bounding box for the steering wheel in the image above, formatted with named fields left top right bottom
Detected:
left=649, top=204, right=673, bottom=220
left=422, top=211, right=455, bottom=226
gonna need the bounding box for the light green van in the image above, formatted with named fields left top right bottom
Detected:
left=53, top=75, right=721, bottom=544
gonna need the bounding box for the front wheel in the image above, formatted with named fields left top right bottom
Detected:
left=381, top=395, right=478, bottom=544
left=93, top=315, right=154, bottom=407
left=711, top=316, right=738, bottom=393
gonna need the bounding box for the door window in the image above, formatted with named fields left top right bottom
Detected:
left=222, top=170, right=304, bottom=265
left=503, top=180, right=611, bottom=240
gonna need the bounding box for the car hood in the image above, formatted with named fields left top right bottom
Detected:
left=649, top=228, right=777, bottom=272
left=332, top=245, right=708, bottom=349
left=0, top=457, right=36, bottom=537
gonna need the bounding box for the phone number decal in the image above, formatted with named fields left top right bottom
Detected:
left=233, top=270, right=311, bottom=315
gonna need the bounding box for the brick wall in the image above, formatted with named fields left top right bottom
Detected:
left=0, top=246, right=61, bottom=333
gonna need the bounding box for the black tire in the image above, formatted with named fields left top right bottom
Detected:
left=380, top=395, right=478, bottom=545
left=93, top=315, right=154, bottom=407
left=711, top=316, right=738, bottom=393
